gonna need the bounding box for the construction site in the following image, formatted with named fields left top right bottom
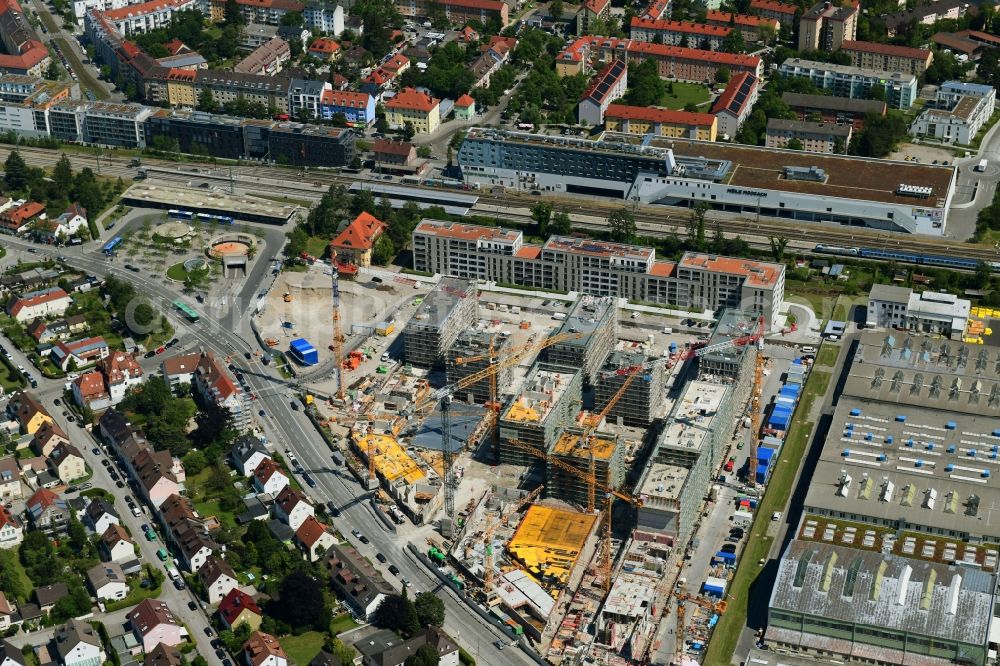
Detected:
left=304, top=262, right=785, bottom=666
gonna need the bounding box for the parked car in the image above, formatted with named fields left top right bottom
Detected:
left=376, top=553, right=387, bottom=563
left=388, top=564, right=400, bottom=576
left=188, top=601, right=197, bottom=611
left=721, top=543, right=737, bottom=554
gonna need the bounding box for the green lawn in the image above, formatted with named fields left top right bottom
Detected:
left=0, top=549, right=32, bottom=603
left=815, top=344, right=841, bottom=368
left=166, top=262, right=209, bottom=282
left=660, top=81, right=712, bottom=110
left=103, top=577, right=161, bottom=612
left=192, top=499, right=237, bottom=530
left=279, top=632, right=325, bottom=665
left=329, top=613, right=359, bottom=635
left=306, top=236, right=329, bottom=259
left=0, top=357, right=24, bottom=392
left=704, top=369, right=832, bottom=664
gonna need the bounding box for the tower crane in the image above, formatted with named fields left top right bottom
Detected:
left=454, top=332, right=584, bottom=462
left=747, top=341, right=766, bottom=488
left=504, top=436, right=643, bottom=593
left=330, top=252, right=345, bottom=401
left=410, top=331, right=584, bottom=535
left=482, top=484, right=543, bottom=604
left=674, top=316, right=765, bottom=363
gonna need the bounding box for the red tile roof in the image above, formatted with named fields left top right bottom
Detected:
left=0, top=505, right=19, bottom=530
left=710, top=71, right=757, bottom=116
left=630, top=16, right=731, bottom=37
left=705, top=9, right=778, bottom=28
left=750, top=0, right=798, bottom=14
left=102, top=0, right=191, bottom=21
left=27, top=488, right=58, bottom=511
left=330, top=212, right=387, bottom=252
left=373, top=139, right=414, bottom=156
left=8, top=286, right=70, bottom=317
left=455, top=94, right=475, bottom=108
left=219, top=589, right=261, bottom=626
left=244, top=632, right=287, bottom=666
left=582, top=0, right=610, bottom=13
left=841, top=40, right=932, bottom=60
left=294, top=515, right=330, bottom=548
left=74, top=372, right=108, bottom=400
left=627, top=40, right=761, bottom=67
left=308, top=37, right=340, bottom=54
left=197, top=352, right=239, bottom=400
left=606, top=104, right=716, bottom=127
left=253, top=458, right=286, bottom=486
left=386, top=87, right=439, bottom=113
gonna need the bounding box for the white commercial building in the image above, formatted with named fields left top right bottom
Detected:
left=867, top=283, right=971, bottom=339
left=302, top=1, right=343, bottom=35
left=910, top=81, right=996, bottom=145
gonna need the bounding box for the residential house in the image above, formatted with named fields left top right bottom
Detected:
left=308, top=37, right=340, bottom=60
left=0, top=506, right=23, bottom=549
left=36, top=204, right=87, bottom=243
left=218, top=589, right=262, bottom=632
left=318, top=88, right=375, bottom=125
left=0, top=595, right=20, bottom=633
left=84, top=497, right=119, bottom=534
left=193, top=352, right=250, bottom=432
left=128, top=600, right=185, bottom=653
left=158, top=494, right=217, bottom=572
left=48, top=442, right=86, bottom=484
left=52, top=619, right=104, bottom=666
left=0, top=201, right=45, bottom=235
left=294, top=516, right=335, bottom=562
left=230, top=435, right=271, bottom=477
left=329, top=212, right=387, bottom=269
left=0, top=456, right=20, bottom=499
left=133, top=448, right=182, bottom=508
left=710, top=71, right=758, bottom=138
left=26, top=487, right=68, bottom=532
left=143, top=645, right=182, bottom=666
left=14, top=392, right=53, bottom=435
left=71, top=372, right=111, bottom=411
left=32, top=422, right=70, bottom=457
left=96, top=351, right=144, bottom=404
left=326, top=544, right=393, bottom=621
left=273, top=486, right=313, bottom=531
left=355, top=628, right=459, bottom=666
left=99, top=523, right=135, bottom=563
left=160, top=353, right=200, bottom=392
left=5, top=286, right=72, bottom=323
left=34, top=583, right=69, bottom=615
left=243, top=632, right=288, bottom=666
left=453, top=94, right=474, bottom=120
left=385, top=88, right=440, bottom=135
left=86, top=562, right=128, bottom=601
left=577, top=59, right=627, bottom=125
left=577, top=0, right=610, bottom=35
left=26, top=318, right=62, bottom=343
left=50, top=336, right=110, bottom=371
left=198, top=556, right=238, bottom=605
left=252, top=459, right=289, bottom=496
left=373, top=140, right=416, bottom=168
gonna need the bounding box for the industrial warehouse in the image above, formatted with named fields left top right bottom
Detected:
left=456, top=128, right=957, bottom=234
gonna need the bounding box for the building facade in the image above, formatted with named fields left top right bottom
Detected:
left=798, top=0, right=857, bottom=52
left=604, top=104, right=717, bottom=140
left=765, top=118, right=852, bottom=153
left=909, top=81, right=996, bottom=144
left=778, top=58, right=918, bottom=109
left=841, top=40, right=933, bottom=77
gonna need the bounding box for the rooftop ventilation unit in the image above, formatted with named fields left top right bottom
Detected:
left=897, top=184, right=933, bottom=198
left=783, top=166, right=827, bottom=182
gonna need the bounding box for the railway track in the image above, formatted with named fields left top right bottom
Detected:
left=6, top=144, right=995, bottom=262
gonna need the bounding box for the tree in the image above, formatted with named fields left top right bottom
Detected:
left=281, top=11, right=303, bottom=26
left=715, top=67, right=731, bottom=84
left=549, top=0, right=563, bottom=20
left=373, top=594, right=420, bottom=635
left=4, top=150, right=29, bottom=191
left=72, top=168, right=104, bottom=220
left=721, top=29, right=744, bottom=53
left=45, top=60, right=61, bottom=81
left=607, top=207, right=636, bottom=243
left=224, top=0, right=244, bottom=25
left=372, top=235, right=395, bottom=265
left=769, top=236, right=788, bottom=262
left=269, top=572, right=329, bottom=631
left=405, top=644, right=440, bottom=666
left=622, top=58, right=666, bottom=107
left=286, top=225, right=309, bottom=258
left=531, top=201, right=553, bottom=236
left=416, top=146, right=432, bottom=159
left=53, top=154, right=73, bottom=194
left=683, top=102, right=699, bottom=113
left=402, top=122, right=416, bottom=140
left=198, top=87, right=217, bottom=113
left=690, top=202, right=708, bottom=251
left=550, top=211, right=572, bottom=235
left=323, top=638, right=354, bottom=665
left=786, top=138, right=804, bottom=150
left=414, top=592, right=445, bottom=627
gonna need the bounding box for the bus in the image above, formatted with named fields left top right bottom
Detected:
left=102, top=236, right=123, bottom=255
left=517, top=123, right=535, bottom=131
left=195, top=213, right=234, bottom=225
left=173, top=300, right=200, bottom=323
left=168, top=209, right=194, bottom=220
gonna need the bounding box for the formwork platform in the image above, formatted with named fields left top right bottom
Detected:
left=547, top=431, right=624, bottom=508
left=507, top=504, right=599, bottom=587
left=356, top=433, right=425, bottom=484
left=499, top=363, right=582, bottom=466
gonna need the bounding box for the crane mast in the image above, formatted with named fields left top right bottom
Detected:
left=331, top=253, right=345, bottom=402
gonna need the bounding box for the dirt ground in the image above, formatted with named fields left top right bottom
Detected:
left=258, top=266, right=430, bottom=367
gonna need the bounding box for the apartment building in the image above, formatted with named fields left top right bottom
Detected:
left=101, top=0, right=197, bottom=35
left=393, top=0, right=508, bottom=27
left=577, top=0, right=610, bottom=36
left=412, top=220, right=785, bottom=329
left=910, top=81, right=996, bottom=144
left=841, top=40, right=933, bottom=77
left=302, top=0, right=343, bottom=34
left=233, top=36, right=290, bottom=75
left=778, top=58, right=918, bottom=109
left=782, top=92, right=886, bottom=129
left=704, top=10, right=779, bottom=43
left=385, top=87, right=440, bottom=134
left=0, top=0, right=51, bottom=76
left=402, top=277, right=477, bottom=368
left=765, top=118, right=852, bottom=153
left=750, top=0, right=798, bottom=26
left=604, top=104, right=717, bottom=141
left=798, top=0, right=857, bottom=52
left=628, top=17, right=731, bottom=52
left=711, top=71, right=758, bottom=138
left=193, top=352, right=250, bottom=432
left=577, top=59, right=627, bottom=125
left=547, top=296, right=618, bottom=385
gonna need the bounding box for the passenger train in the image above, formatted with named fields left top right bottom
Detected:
left=813, top=244, right=1000, bottom=272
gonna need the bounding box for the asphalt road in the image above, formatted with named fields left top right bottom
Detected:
left=3, top=235, right=530, bottom=666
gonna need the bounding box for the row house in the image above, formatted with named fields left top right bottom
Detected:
left=27, top=313, right=88, bottom=344
left=629, top=17, right=731, bottom=51
left=6, top=286, right=72, bottom=323
left=158, top=493, right=218, bottom=572
left=705, top=10, right=780, bottom=43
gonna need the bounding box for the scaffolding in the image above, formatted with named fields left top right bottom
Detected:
left=594, top=350, right=666, bottom=427
left=498, top=363, right=582, bottom=466
left=403, top=277, right=477, bottom=367
left=546, top=296, right=618, bottom=385
left=547, top=430, right=624, bottom=508
left=445, top=330, right=514, bottom=404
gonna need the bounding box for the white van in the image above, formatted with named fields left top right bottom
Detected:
left=166, top=567, right=179, bottom=581
left=801, top=346, right=817, bottom=354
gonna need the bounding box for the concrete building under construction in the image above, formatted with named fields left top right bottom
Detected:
left=506, top=504, right=599, bottom=589
left=699, top=309, right=763, bottom=379
left=498, top=362, right=582, bottom=467
left=445, top=330, right=514, bottom=404
left=403, top=277, right=477, bottom=367
left=594, top=350, right=666, bottom=427
left=546, top=296, right=618, bottom=385
left=546, top=430, right=624, bottom=508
